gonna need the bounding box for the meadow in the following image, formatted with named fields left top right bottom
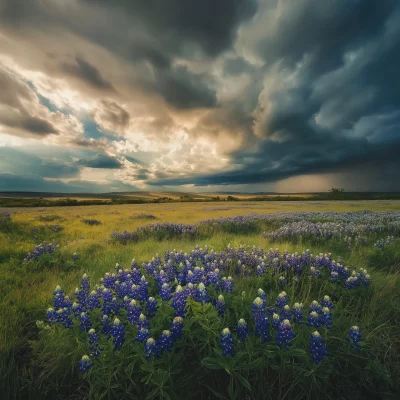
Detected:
left=1, top=200, right=400, bottom=400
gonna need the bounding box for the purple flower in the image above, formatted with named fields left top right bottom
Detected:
left=237, top=319, right=248, bottom=342
left=88, top=291, right=100, bottom=310
left=171, top=316, right=183, bottom=340
left=88, top=328, right=101, bottom=357
left=159, top=330, right=173, bottom=352
left=78, top=355, right=92, bottom=373
left=101, top=315, right=112, bottom=336
left=46, top=307, right=58, bottom=324
left=255, top=317, right=270, bottom=343
left=144, top=338, right=159, bottom=359
left=221, top=276, right=234, bottom=293
left=146, top=297, right=158, bottom=317
left=276, top=319, right=295, bottom=349
left=348, top=326, right=362, bottom=350
left=220, top=328, right=235, bottom=356
left=272, top=313, right=281, bottom=329
left=292, top=303, right=304, bottom=324
left=275, top=292, right=288, bottom=309
left=139, top=276, right=149, bottom=300
left=127, top=300, right=141, bottom=326
left=216, top=295, right=226, bottom=316
left=172, top=285, right=187, bottom=317
left=281, top=305, right=292, bottom=321
left=80, top=312, right=91, bottom=331
left=138, top=313, right=150, bottom=330
left=160, top=283, right=172, bottom=301
left=320, top=295, right=334, bottom=310
left=307, top=311, right=322, bottom=328
left=111, top=318, right=125, bottom=350
left=252, top=297, right=266, bottom=321
left=321, top=307, right=333, bottom=329
left=136, top=328, right=150, bottom=343
left=194, top=282, right=208, bottom=303
left=309, top=331, right=328, bottom=365
left=57, top=308, right=73, bottom=329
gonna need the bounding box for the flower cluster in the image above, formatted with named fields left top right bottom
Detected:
left=23, top=241, right=59, bottom=263
left=82, top=219, right=102, bottom=226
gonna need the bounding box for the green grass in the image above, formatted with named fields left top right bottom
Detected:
left=1, top=200, right=400, bottom=399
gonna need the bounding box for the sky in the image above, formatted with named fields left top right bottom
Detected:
left=0, top=0, right=399, bottom=193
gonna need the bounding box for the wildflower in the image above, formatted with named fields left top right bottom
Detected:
left=53, top=286, right=66, bottom=309
left=101, top=315, right=112, bottom=336
left=146, top=297, right=158, bottom=317
left=144, top=338, right=159, bottom=359
left=87, top=291, right=100, bottom=310
left=127, top=300, right=141, bottom=326
left=172, top=285, right=187, bottom=317
left=237, top=319, right=248, bottom=342
left=276, top=319, right=295, bottom=349
left=80, top=312, right=91, bottom=332
left=139, top=276, right=149, bottom=300
left=130, top=284, right=140, bottom=300
left=138, top=313, right=150, bottom=330
left=194, top=282, right=208, bottom=303
left=348, top=326, right=362, bottom=350
left=73, top=253, right=79, bottom=261
left=292, top=303, right=304, bottom=324
left=310, top=266, right=321, bottom=278
left=80, top=274, right=90, bottom=293
left=159, top=330, right=173, bottom=352
left=221, top=276, right=234, bottom=293
left=46, top=307, right=58, bottom=324
left=88, top=329, right=100, bottom=357
left=272, top=313, right=281, bottom=329
left=160, top=283, right=172, bottom=301
left=309, top=300, right=321, bottom=313
left=330, top=271, right=339, bottom=283
left=220, top=328, right=235, bottom=356
left=216, top=295, right=226, bottom=316
left=78, top=355, right=92, bottom=373
left=321, top=307, right=333, bottom=329
left=255, top=317, right=270, bottom=343
left=279, top=276, right=287, bottom=288
left=186, top=282, right=195, bottom=298
left=307, top=311, right=322, bottom=328
left=257, top=288, right=267, bottom=304
left=309, top=331, right=328, bottom=365
left=136, top=328, right=150, bottom=343
left=111, top=318, right=125, bottom=350
left=320, top=295, right=334, bottom=310
left=57, top=308, right=73, bottom=329
left=275, top=292, right=288, bottom=309
left=252, top=297, right=266, bottom=321
left=171, top=316, right=184, bottom=340
left=281, top=305, right=292, bottom=320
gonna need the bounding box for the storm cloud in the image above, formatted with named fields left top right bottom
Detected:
left=0, top=0, right=399, bottom=192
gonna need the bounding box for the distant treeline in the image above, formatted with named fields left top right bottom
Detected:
left=1, top=192, right=400, bottom=207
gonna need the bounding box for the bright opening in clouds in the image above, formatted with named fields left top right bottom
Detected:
left=0, top=0, right=399, bottom=193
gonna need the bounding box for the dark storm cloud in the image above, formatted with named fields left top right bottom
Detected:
left=77, top=154, right=123, bottom=169
left=223, top=57, right=255, bottom=76
left=83, top=0, right=258, bottom=57
left=61, top=57, right=115, bottom=91
left=0, top=67, right=58, bottom=136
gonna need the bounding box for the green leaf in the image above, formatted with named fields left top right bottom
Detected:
left=235, top=372, right=251, bottom=391
left=201, top=357, right=224, bottom=370
left=240, top=358, right=264, bottom=370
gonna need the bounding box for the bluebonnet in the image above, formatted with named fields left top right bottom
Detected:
left=281, top=305, right=292, bottom=320
left=23, top=241, right=59, bottom=263
left=127, top=300, right=141, bottom=326
left=221, top=276, right=234, bottom=293
left=309, top=300, right=321, bottom=313
left=310, top=266, right=321, bottom=278
left=71, top=302, right=83, bottom=317
left=103, top=273, right=116, bottom=289
left=146, top=297, right=158, bottom=317
left=186, top=283, right=195, bottom=298
left=130, top=284, right=140, bottom=300
left=220, top=328, right=235, bottom=356
left=309, top=331, right=328, bottom=365
left=307, top=311, right=322, bottom=328
left=292, top=303, right=304, bottom=324
left=257, top=288, right=267, bottom=305
left=237, top=319, right=248, bottom=342
left=101, top=315, right=112, bottom=336
left=216, top=295, right=226, bottom=316
left=136, top=328, right=150, bottom=343
left=207, top=269, right=220, bottom=285
left=276, top=319, right=295, bottom=349
left=272, top=313, right=281, bottom=329
left=320, top=295, right=334, bottom=310
left=111, top=318, right=125, bottom=350
left=159, top=330, right=173, bottom=352
left=87, top=291, right=100, bottom=310
left=139, top=276, right=149, bottom=300
left=256, top=317, right=270, bottom=343
left=80, top=312, right=91, bottom=331
left=57, top=308, right=73, bottom=329
left=171, top=316, right=183, bottom=340
left=73, top=253, right=79, bottom=261
left=46, top=307, right=58, bottom=324
left=88, top=328, right=100, bottom=357
left=330, top=271, right=339, bottom=283
left=279, top=276, right=287, bottom=288
left=252, top=297, right=266, bottom=321
left=78, top=355, right=92, bottom=373
left=144, top=338, right=159, bottom=359
left=275, top=292, right=288, bottom=309
left=348, top=326, right=362, bottom=350
left=194, top=282, right=208, bottom=303
left=321, top=307, right=333, bottom=329
left=138, top=313, right=150, bottom=330
left=160, top=283, right=172, bottom=301
left=53, top=286, right=66, bottom=309
left=75, top=287, right=88, bottom=309
left=172, top=285, right=187, bottom=317
left=80, top=274, right=90, bottom=293
left=130, top=267, right=142, bottom=285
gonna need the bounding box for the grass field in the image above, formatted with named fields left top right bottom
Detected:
left=1, top=201, right=400, bottom=399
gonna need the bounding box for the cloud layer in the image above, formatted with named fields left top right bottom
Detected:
left=0, top=0, right=399, bottom=192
